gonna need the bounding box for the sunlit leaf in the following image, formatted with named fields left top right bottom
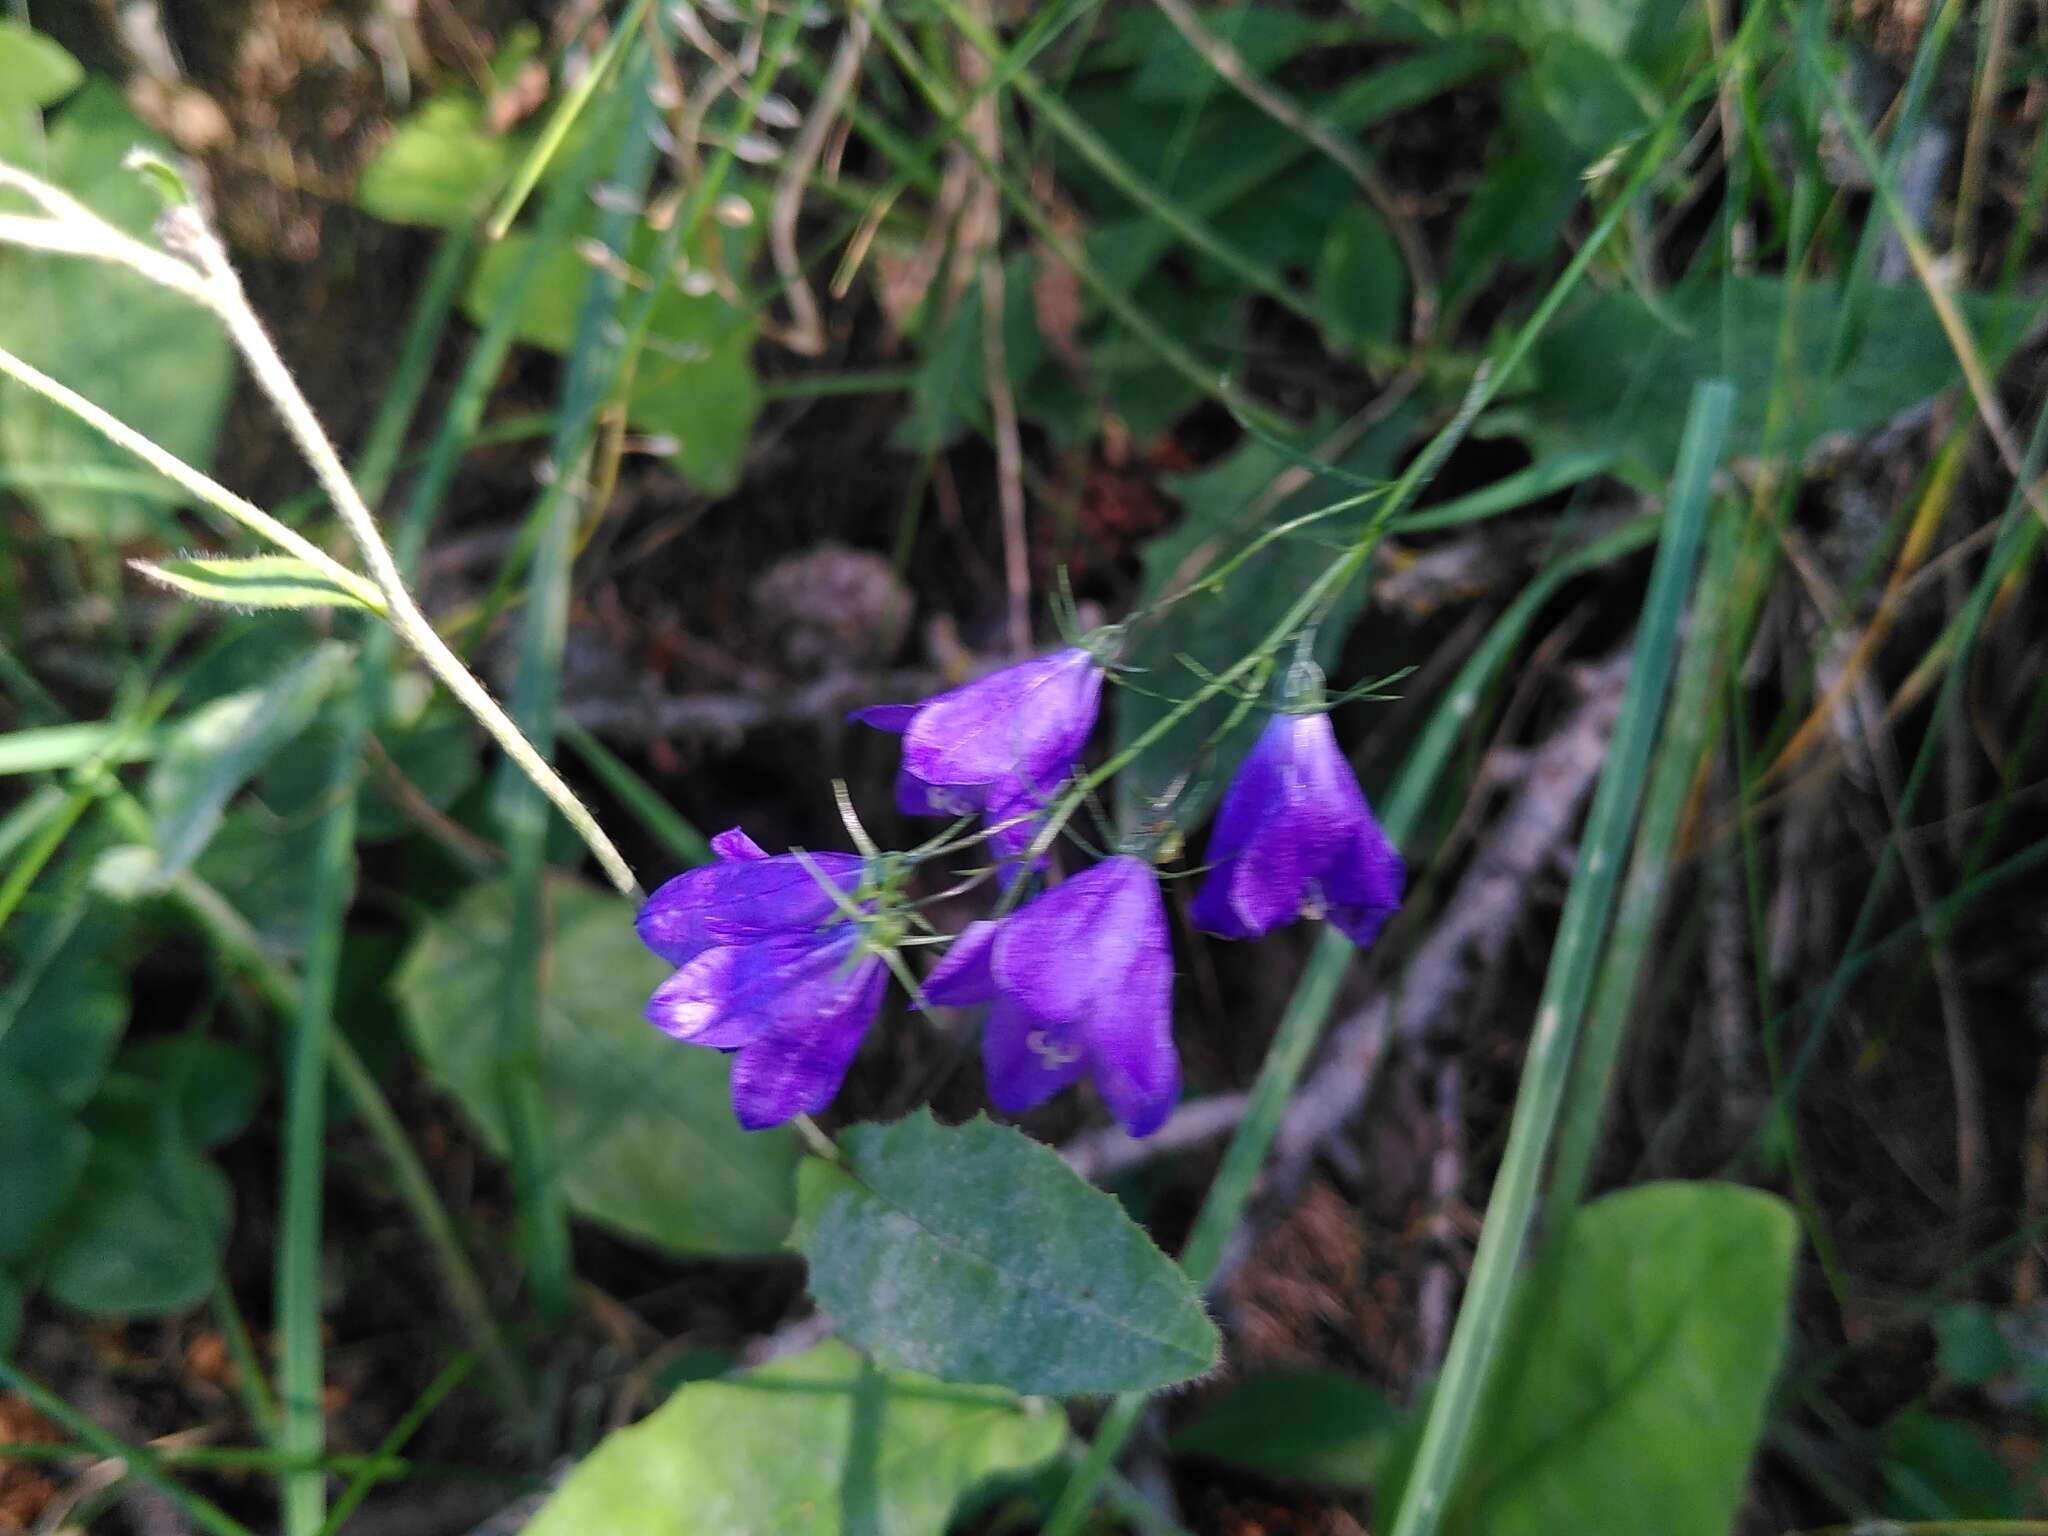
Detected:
left=0, top=83, right=234, bottom=542
left=0, top=20, right=83, bottom=109
left=524, top=1341, right=1065, bottom=1536
left=134, top=555, right=382, bottom=612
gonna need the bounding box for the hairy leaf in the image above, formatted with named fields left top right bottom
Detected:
left=793, top=1112, right=1219, bottom=1395
left=135, top=555, right=382, bottom=613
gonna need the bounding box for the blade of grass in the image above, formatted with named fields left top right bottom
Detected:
left=0, top=1360, right=258, bottom=1536
left=485, top=0, right=652, bottom=241
left=278, top=227, right=481, bottom=1535
left=1385, top=378, right=1731, bottom=1536
left=313, top=1354, right=478, bottom=1536
left=1544, top=484, right=1741, bottom=1224
left=492, top=38, right=663, bottom=1321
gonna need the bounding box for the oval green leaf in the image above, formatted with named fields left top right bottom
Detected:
left=394, top=877, right=799, bottom=1256
left=525, top=1340, right=1065, bottom=1536
left=792, top=1111, right=1221, bottom=1396
left=1431, top=1181, right=1798, bottom=1536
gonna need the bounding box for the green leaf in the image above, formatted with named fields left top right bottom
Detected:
left=134, top=555, right=382, bottom=612
left=144, top=640, right=353, bottom=880
left=1434, top=1182, right=1797, bottom=1536
left=42, top=1098, right=232, bottom=1315
left=0, top=1270, right=20, bottom=1358
left=1112, top=407, right=1415, bottom=834
left=524, top=1340, right=1066, bottom=1536
left=1933, top=1302, right=2013, bottom=1386
left=1520, top=276, right=2007, bottom=476
left=1314, top=205, right=1405, bottom=353
left=1172, top=1370, right=1402, bottom=1487
left=118, top=1037, right=263, bottom=1149
left=1881, top=1407, right=2023, bottom=1519
left=0, top=1066, right=89, bottom=1260
left=0, top=20, right=84, bottom=109
left=192, top=807, right=354, bottom=964
left=0, top=82, right=235, bottom=542
left=357, top=96, right=520, bottom=228
left=792, top=1112, right=1220, bottom=1396
left=394, top=877, right=800, bottom=1256
left=460, top=215, right=764, bottom=493
left=0, top=905, right=128, bottom=1108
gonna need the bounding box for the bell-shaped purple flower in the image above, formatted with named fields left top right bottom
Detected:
left=853, top=647, right=1104, bottom=858
left=636, top=827, right=864, bottom=966
left=922, top=855, right=1178, bottom=1137
left=1190, top=710, right=1404, bottom=947
left=637, top=829, right=883, bottom=1130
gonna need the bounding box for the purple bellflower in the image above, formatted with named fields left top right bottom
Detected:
left=1191, top=709, right=1405, bottom=947
left=922, top=855, right=1179, bottom=1137
left=637, top=829, right=885, bottom=1130
left=853, top=646, right=1105, bottom=858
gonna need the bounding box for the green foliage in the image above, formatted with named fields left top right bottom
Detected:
left=0, top=1271, right=20, bottom=1359
left=133, top=555, right=382, bottom=613
left=1423, top=1182, right=1798, bottom=1536
left=524, top=1340, right=1066, bottom=1536
left=460, top=212, right=763, bottom=493
left=357, top=97, right=522, bottom=229
left=1881, top=1406, right=2023, bottom=1520
left=1520, top=277, right=2003, bottom=475
left=0, top=1065, right=90, bottom=1259
left=144, top=640, right=354, bottom=881
left=0, top=21, right=83, bottom=110
left=0, top=906, right=128, bottom=1108
left=41, top=1090, right=234, bottom=1315
left=1171, top=1370, right=1402, bottom=1488
left=395, top=877, right=800, bottom=1256
left=1315, top=206, right=1406, bottom=354
left=1112, top=409, right=1412, bottom=833
left=1934, top=1302, right=2013, bottom=1386
left=0, top=82, right=234, bottom=541
left=792, top=1112, right=1220, bottom=1396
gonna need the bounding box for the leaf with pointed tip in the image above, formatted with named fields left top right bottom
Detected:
left=135, top=555, right=383, bottom=613
left=793, top=1112, right=1219, bottom=1396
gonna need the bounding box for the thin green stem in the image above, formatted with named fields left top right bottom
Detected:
left=314, top=1355, right=479, bottom=1536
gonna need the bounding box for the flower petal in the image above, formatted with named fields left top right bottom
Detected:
left=710, top=827, right=769, bottom=861
left=647, top=933, right=853, bottom=1047
left=896, top=765, right=981, bottom=819
left=727, top=958, right=887, bottom=1129
left=1324, top=809, right=1405, bottom=949
left=981, top=998, right=1088, bottom=1114
left=992, top=856, right=1164, bottom=1024
left=922, top=920, right=1000, bottom=1006
left=635, top=850, right=864, bottom=963
left=849, top=703, right=919, bottom=733
left=645, top=945, right=766, bottom=1047
left=900, top=648, right=1102, bottom=792
left=1081, top=900, right=1179, bottom=1137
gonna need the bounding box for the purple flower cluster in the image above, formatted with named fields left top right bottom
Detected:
left=634, top=646, right=1404, bottom=1136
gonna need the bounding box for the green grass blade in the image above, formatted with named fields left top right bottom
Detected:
left=1384, top=379, right=1733, bottom=1536
left=1543, top=485, right=1743, bottom=1227
left=492, top=40, right=664, bottom=1321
